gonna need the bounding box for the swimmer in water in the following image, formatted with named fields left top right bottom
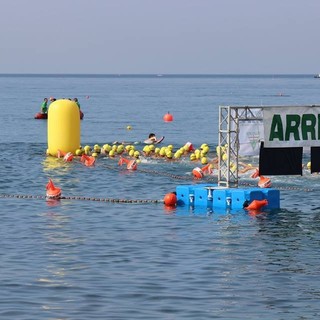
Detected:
left=148, top=133, right=157, bottom=142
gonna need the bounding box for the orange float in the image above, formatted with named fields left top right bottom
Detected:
left=192, top=163, right=212, bottom=179
left=245, top=199, right=268, bottom=210
left=80, top=154, right=96, bottom=167
left=57, top=149, right=74, bottom=162
left=46, top=179, right=62, bottom=199
left=250, top=169, right=271, bottom=188
left=258, top=176, right=271, bottom=188
left=192, top=167, right=204, bottom=179
left=163, top=111, right=173, bottom=122
left=118, top=156, right=138, bottom=170
left=164, top=192, right=177, bottom=207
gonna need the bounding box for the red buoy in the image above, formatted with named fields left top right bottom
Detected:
left=80, top=154, right=96, bottom=167
left=258, top=176, right=271, bottom=188
left=46, top=179, right=62, bottom=199
left=163, top=112, right=173, bottom=122
left=245, top=199, right=268, bottom=210
left=192, top=167, right=204, bottom=179
left=164, top=192, right=177, bottom=207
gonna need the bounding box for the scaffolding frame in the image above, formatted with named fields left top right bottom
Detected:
left=218, top=106, right=263, bottom=188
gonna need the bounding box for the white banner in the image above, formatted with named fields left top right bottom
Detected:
left=264, top=106, right=320, bottom=147
left=239, top=120, right=264, bottom=156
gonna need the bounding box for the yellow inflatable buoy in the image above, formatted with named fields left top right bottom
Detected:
left=47, top=99, right=80, bottom=156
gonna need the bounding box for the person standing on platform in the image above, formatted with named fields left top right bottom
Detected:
left=41, top=98, right=48, bottom=114
left=73, top=98, right=81, bottom=110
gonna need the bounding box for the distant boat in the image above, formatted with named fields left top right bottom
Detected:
left=314, top=74, right=320, bottom=78
left=34, top=110, right=84, bottom=120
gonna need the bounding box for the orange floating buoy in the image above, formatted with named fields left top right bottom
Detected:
left=118, top=156, right=138, bottom=170
left=245, top=199, right=268, bottom=211
left=46, top=179, right=61, bottom=199
left=192, top=167, right=204, bottom=179
left=63, top=152, right=74, bottom=162
left=164, top=192, right=177, bottom=207
left=192, top=163, right=212, bottom=179
left=57, top=149, right=74, bottom=162
left=80, top=154, right=96, bottom=166
left=163, top=111, right=173, bottom=122
left=258, top=176, right=271, bottom=188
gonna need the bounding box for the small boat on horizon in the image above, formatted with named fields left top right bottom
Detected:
left=314, top=74, right=320, bottom=78
left=34, top=110, right=84, bottom=120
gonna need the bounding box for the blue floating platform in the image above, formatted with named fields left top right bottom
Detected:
left=176, top=184, right=280, bottom=212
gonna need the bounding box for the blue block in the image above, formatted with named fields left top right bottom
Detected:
left=176, top=185, right=195, bottom=206
left=243, top=188, right=281, bottom=210
left=231, top=189, right=247, bottom=209
left=212, top=189, right=231, bottom=208
left=261, top=189, right=280, bottom=209
left=176, top=184, right=280, bottom=210
left=176, top=184, right=217, bottom=207
left=194, top=187, right=210, bottom=207
left=248, top=190, right=264, bottom=201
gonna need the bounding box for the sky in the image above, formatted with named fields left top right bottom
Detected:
left=0, top=0, right=319, bottom=74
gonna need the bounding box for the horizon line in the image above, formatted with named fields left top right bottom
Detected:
left=0, top=72, right=315, bottom=76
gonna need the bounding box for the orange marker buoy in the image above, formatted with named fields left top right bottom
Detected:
left=192, top=167, right=204, bottom=179
left=80, top=154, right=96, bottom=166
left=57, top=149, right=74, bottom=162
left=164, top=192, right=177, bottom=207
left=245, top=199, right=268, bottom=211
left=250, top=168, right=271, bottom=188
left=192, top=164, right=212, bottom=179
left=46, top=179, right=61, bottom=199
left=63, top=152, right=74, bottom=162
left=258, top=176, right=271, bottom=188
left=118, top=156, right=138, bottom=170
left=163, top=111, right=173, bottom=122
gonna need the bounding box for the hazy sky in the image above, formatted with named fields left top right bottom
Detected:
left=1, top=0, right=319, bottom=74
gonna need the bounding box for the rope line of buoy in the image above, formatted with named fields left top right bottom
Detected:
left=137, top=168, right=191, bottom=180
left=239, top=181, right=314, bottom=192
left=101, top=163, right=192, bottom=181
left=0, top=193, right=164, bottom=204
left=102, top=163, right=315, bottom=191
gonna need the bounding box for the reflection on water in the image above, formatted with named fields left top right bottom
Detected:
left=36, top=210, right=87, bottom=317
left=42, top=156, right=72, bottom=172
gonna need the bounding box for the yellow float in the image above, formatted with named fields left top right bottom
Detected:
left=47, top=99, right=80, bottom=156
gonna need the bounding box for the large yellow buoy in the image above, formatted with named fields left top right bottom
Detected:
left=47, top=99, right=80, bottom=156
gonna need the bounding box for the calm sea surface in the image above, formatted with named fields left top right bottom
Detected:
left=1, top=74, right=320, bottom=319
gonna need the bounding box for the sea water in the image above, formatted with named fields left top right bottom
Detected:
left=0, top=74, right=320, bottom=319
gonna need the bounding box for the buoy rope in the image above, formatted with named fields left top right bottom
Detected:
left=138, top=168, right=191, bottom=180
left=238, top=181, right=314, bottom=192
left=102, top=163, right=315, bottom=191
left=102, top=163, right=191, bottom=180
left=0, top=193, right=164, bottom=204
